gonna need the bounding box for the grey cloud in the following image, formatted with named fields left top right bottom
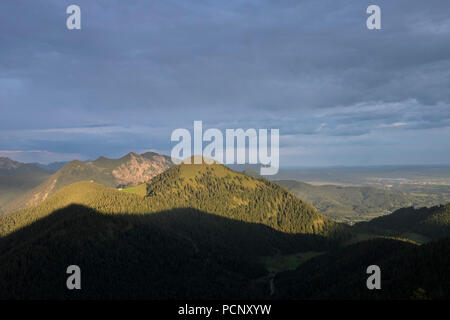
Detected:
left=1, top=0, right=450, bottom=165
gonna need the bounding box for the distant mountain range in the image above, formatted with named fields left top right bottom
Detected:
left=0, top=152, right=173, bottom=214
left=0, top=157, right=68, bottom=174
left=0, top=157, right=22, bottom=171
left=0, top=158, right=51, bottom=214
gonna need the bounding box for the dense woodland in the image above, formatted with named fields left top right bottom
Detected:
left=357, top=204, right=450, bottom=240
left=0, top=161, right=449, bottom=299
left=144, top=163, right=347, bottom=236
left=274, top=238, right=450, bottom=299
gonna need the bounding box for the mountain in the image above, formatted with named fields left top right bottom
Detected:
left=0, top=157, right=51, bottom=175
left=357, top=204, right=450, bottom=241
left=1, top=159, right=449, bottom=299
left=4, top=152, right=173, bottom=213
left=0, top=161, right=346, bottom=299
left=270, top=203, right=449, bottom=300
left=275, top=179, right=449, bottom=223
left=34, top=161, right=69, bottom=172
left=0, top=158, right=52, bottom=215
left=3, top=159, right=345, bottom=237
left=0, top=157, right=22, bottom=171
left=142, top=159, right=346, bottom=236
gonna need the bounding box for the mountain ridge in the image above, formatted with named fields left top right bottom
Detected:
left=0, top=157, right=22, bottom=170
left=357, top=204, right=450, bottom=240
left=0, top=158, right=52, bottom=215
left=1, top=160, right=347, bottom=238
left=1, top=160, right=449, bottom=299
left=141, top=160, right=347, bottom=236
left=0, top=162, right=345, bottom=299
left=3, top=152, right=173, bottom=214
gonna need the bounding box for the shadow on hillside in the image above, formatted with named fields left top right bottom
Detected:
left=0, top=204, right=334, bottom=300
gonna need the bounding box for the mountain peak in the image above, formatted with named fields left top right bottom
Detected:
left=146, top=161, right=341, bottom=235
left=0, top=157, right=22, bottom=170
left=181, top=155, right=218, bottom=165
left=121, top=152, right=139, bottom=159
left=141, top=151, right=159, bottom=157
left=94, top=156, right=109, bottom=161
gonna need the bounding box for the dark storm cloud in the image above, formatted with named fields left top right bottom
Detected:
left=0, top=0, right=449, bottom=165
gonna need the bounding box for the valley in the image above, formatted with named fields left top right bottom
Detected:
left=271, top=166, right=450, bottom=223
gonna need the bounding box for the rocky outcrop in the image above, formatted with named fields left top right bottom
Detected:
left=112, top=153, right=173, bottom=187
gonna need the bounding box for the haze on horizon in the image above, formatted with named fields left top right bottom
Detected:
left=1, top=0, right=450, bottom=167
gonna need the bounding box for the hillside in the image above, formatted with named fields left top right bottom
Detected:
left=275, top=179, right=449, bottom=223
left=0, top=158, right=51, bottom=215
left=0, top=161, right=346, bottom=299
left=357, top=204, right=450, bottom=240
left=1, top=162, right=449, bottom=299
left=274, top=237, right=450, bottom=299
left=4, top=152, right=173, bottom=213
left=1, top=161, right=345, bottom=238
left=143, top=160, right=346, bottom=236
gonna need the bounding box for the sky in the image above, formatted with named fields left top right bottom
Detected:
left=1, top=0, right=450, bottom=166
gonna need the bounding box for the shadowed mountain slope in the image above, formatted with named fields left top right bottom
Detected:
left=0, top=205, right=272, bottom=299
left=357, top=204, right=450, bottom=240
left=274, top=237, right=450, bottom=300
left=0, top=157, right=52, bottom=215
left=1, top=164, right=449, bottom=299
left=0, top=180, right=334, bottom=299
left=142, top=161, right=347, bottom=236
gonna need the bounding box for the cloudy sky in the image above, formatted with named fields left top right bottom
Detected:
left=1, top=0, right=449, bottom=166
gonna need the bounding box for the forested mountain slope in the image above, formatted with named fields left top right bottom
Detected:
left=143, top=161, right=346, bottom=236
left=3, top=160, right=448, bottom=300
left=0, top=164, right=343, bottom=299
left=4, top=152, right=173, bottom=213
left=1, top=160, right=346, bottom=238
left=357, top=204, right=450, bottom=240
left=274, top=237, right=450, bottom=300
